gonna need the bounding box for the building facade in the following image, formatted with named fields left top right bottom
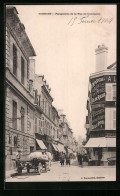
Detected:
left=5, top=6, right=36, bottom=171
left=5, top=6, right=78, bottom=172
left=85, top=44, right=116, bottom=166
left=34, top=74, right=61, bottom=155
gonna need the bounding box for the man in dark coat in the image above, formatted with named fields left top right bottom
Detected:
left=60, top=152, right=65, bottom=166
left=66, top=153, right=70, bottom=166
left=79, top=154, right=83, bottom=167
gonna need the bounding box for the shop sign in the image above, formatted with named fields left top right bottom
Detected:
left=105, top=75, right=116, bottom=83
left=90, top=76, right=105, bottom=130
left=91, top=76, right=105, bottom=104
left=92, top=107, right=105, bottom=130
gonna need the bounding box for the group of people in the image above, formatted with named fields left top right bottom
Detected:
left=60, top=152, right=71, bottom=166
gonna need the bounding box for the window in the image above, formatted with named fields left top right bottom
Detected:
left=105, top=108, right=116, bottom=130
left=42, top=99, right=44, bottom=110
left=29, top=121, right=31, bottom=129
left=9, top=135, right=11, bottom=144
left=106, top=84, right=116, bottom=101
left=21, top=57, right=25, bottom=85
left=30, top=146, right=34, bottom=153
left=113, top=110, right=116, bottom=129
left=49, top=106, right=51, bottom=118
left=14, top=136, right=17, bottom=147
left=44, top=101, right=47, bottom=114
left=13, top=44, right=17, bottom=76
left=27, top=64, right=29, bottom=79
left=106, top=84, right=112, bottom=101
left=21, top=107, right=25, bottom=132
left=113, top=85, right=116, bottom=101
left=12, top=100, right=17, bottom=129
left=38, top=95, right=40, bottom=106
left=39, top=119, right=41, bottom=133
left=35, top=116, right=37, bottom=132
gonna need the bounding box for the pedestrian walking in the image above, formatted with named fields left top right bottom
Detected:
left=60, top=152, right=65, bottom=166
left=65, top=153, right=70, bottom=166
left=77, top=153, right=80, bottom=165
left=79, top=153, right=83, bottom=167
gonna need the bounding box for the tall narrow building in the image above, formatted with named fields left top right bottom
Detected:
left=85, top=44, right=116, bottom=166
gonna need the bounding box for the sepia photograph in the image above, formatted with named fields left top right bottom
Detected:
left=4, top=4, right=116, bottom=183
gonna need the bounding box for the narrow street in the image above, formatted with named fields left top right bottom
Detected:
left=6, top=159, right=116, bottom=182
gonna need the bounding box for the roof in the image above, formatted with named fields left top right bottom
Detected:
left=6, top=6, right=36, bottom=57
left=84, top=137, right=116, bottom=148
left=107, top=62, right=116, bottom=70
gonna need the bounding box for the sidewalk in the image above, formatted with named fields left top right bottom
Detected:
left=5, top=161, right=59, bottom=179
left=5, top=168, right=27, bottom=179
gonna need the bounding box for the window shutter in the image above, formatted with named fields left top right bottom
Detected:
left=113, top=110, right=116, bottom=129
left=113, top=85, right=116, bottom=101
left=106, top=84, right=112, bottom=101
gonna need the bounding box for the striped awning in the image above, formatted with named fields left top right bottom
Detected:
left=52, top=144, right=58, bottom=151
left=68, top=148, right=73, bottom=154
left=36, top=139, right=47, bottom=150
left=84, top=137, right=116, bottom=148
left=56, top=143, right=65, bottom=153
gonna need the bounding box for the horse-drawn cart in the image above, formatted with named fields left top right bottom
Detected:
left=15, top=151, right=49, bottom=175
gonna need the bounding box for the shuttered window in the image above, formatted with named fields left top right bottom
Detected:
left=113, top=85, right=116, bottom=101
left=113, top=110, right=116, bottom=129
left=14, top=136, right=17, bottom=147
left=12, top=101, right=17, bottom=129
left=39, top=118, right=41, bottom=133
left=21, top=107, right=25, bottom=132
left=13, top=44, right=17, bottom=76
left=106, top=84, right=112, bottom=101
left=35, top=116, right=37, bottom=132
left=21, top=57, right=25, bottom=85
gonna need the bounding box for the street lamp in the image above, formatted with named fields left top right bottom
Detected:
left=8, top=108, right=25, bottom=122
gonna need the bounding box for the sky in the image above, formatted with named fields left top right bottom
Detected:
left=13, top=5, right=116, bottom=139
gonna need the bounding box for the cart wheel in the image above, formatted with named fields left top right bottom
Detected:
left=38, top=163, right=42, bottom=175
left=45, top=163, right=47, bottom=172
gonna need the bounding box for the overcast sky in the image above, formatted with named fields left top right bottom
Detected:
left=13, top=5, right=116, bottom=139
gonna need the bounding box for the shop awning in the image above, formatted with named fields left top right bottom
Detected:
left=52, top=144, right=58, bottom=152
left=68, top=148, right=73, bottom=154
left=84, top=137, right=116, bottom=148
left=36, top=139, right=47, bottom=150
left=56, top=143, right=65, bottom=153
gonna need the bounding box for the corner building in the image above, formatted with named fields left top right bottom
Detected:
left=85, top=44, right=116, bottom=166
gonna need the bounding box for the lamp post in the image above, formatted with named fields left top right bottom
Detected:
left=8, top=107, right=25, bottom=122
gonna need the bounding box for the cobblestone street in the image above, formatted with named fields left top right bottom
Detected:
left=6, top=159, right=116, bottom=182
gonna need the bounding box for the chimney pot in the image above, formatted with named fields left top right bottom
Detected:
left=95, top=44, right=108, bottom=72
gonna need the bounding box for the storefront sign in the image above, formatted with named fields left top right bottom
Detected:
left=92, top=108, right=105, bottom=130
left=90, top=76, right=105, bottom=130
left=105, top=75, right=116, bottom=83
left=105, top=101, right=116, bottom=107
left=91, top=76, right=105, bottom=104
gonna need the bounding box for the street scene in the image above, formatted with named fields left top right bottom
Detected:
left=5, top=5, right=116, bottom=183
left=6, top=158, right=116, bottom=182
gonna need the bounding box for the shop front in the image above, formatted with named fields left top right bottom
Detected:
left=52, top=143, right=59, bottom=161
left=84, top=137, right=116, bottom=166
left=35, top=133, right=53, bottom=153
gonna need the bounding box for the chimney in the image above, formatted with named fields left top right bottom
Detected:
left=95, top=44, right=108, bottom=72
